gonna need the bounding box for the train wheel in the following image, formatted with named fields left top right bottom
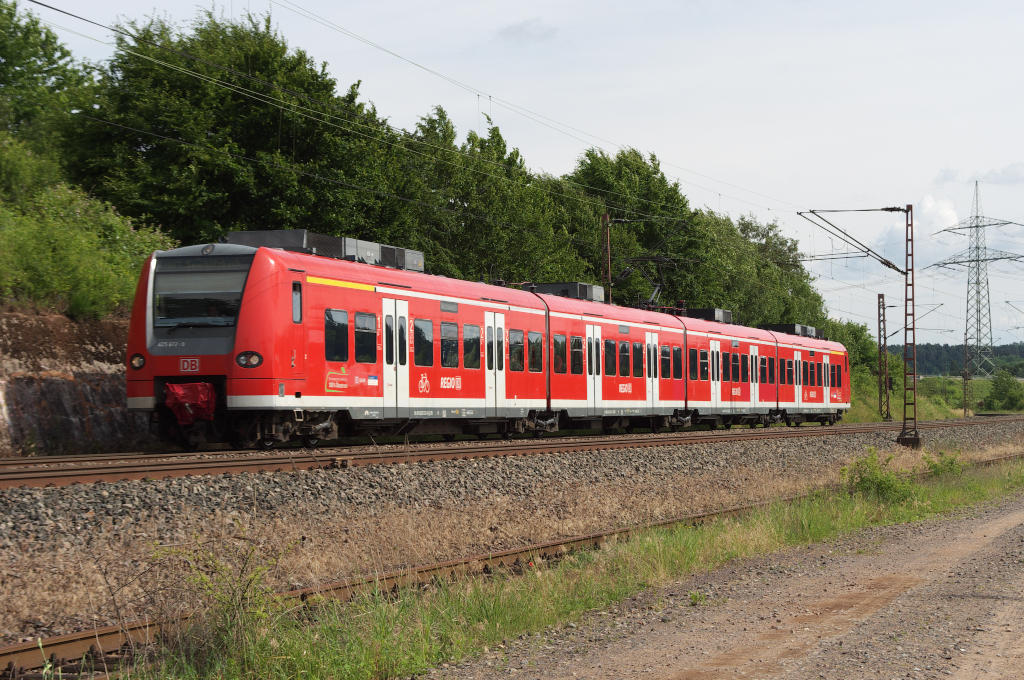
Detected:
left=477, top=433, right=489, bottom=440
left=503, top=430, right=513, bottom=440
left=723, top=423, right=732, bottom=429
left=533, top=430, right=544, bottom=438
left=625, top=426, right=634, bottom=434
left=301, top=435, right=320, bottom=449
left=257, top=438, right=275, bottom=450
left=443, top=434, right=456, bottom=442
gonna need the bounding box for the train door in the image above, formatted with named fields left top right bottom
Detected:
left=709, top=339, right=721, bottom=412
left=485, top=312, right=506, bottom=418
left=382, top=299, right=409, bottom=418
left=645, top=331, right=658, bottom=414
left=289, top=278, right=306, bottom=377
left=794, top=350, right=803, bottom=410
left=750, top=345, right=759, bottom=408
left=823, top=354, right=831, bottom=409
left=586, top=324, right=602, bottom=417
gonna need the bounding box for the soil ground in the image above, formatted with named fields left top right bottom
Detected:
left=436, top=488, right=1024, bottom=680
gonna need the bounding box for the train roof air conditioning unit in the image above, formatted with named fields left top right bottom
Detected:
left=761, top=323, right=822, bottom=339
left=222, top=230, right=424, bottom=272
left=532, top=282, right=605, bottom=303
left=686, top=308, right=733, bottom=324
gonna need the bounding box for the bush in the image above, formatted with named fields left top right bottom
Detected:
left=922, top=450, right=965, bottom=477
left=0, top=133, right=176, bottom=318
left=841, top=448, right=915, bottom=504
left=988, top=370, right=1024, bottom=411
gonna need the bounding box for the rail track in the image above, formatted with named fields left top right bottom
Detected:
left=1, top=416, right=1021, bottom=490
left=2, top=445, right=1022, bottom=678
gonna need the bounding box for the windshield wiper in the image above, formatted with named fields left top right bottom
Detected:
left=164, top=321, right=233, bottom=334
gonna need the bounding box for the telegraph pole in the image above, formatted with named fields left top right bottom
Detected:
left=962, top=332, right=972, bottom=418
left=877, top=294, right=892, bottom=420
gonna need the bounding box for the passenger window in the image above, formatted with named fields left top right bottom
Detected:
left=661, top=345, right=671, bottom=378
left=398, top=316, right=407, bottom=366
left=354, top=312, right=377, bottom=363
left=801, top=360, right=808, bottom=386
left=618, top=341, right=629, bottom=377
left=673, top=346, right=683, bottom=380
left=633, top=342, right=644, bottom=378
left=487, top=326, right=494, bottom=370
left=497, top=327, right=504, bottom=370
left=760, top=357, right=768, bottom=384
left=778, top=358, right=784, bottom=385
left=722, top=352, right=731, bottom=382
left=649, top=343, right=655, bottom=379
left=830, top=364, right=835, bottom=387
left=509, top=329, right=525, bottom=371
left=817, top=362, right=823, bottom=387
left=688, top=348, right=697, bottom=380
left=464, top=324, right=481, bottom=369
left=606, top=339, right=617, bottom=376
left=528, top=331, right=543, bottom=372
left=570, top=336, right=584, bottom=375
left=741, top=355, right=748, bottom=383
left=324, top=309, right=348, bottom=362
left=786, top=359, right=794, bottom=385
left=838, top=364, right=843, bottom=388
left=385, top=315, right=394, bottom=366
left=414, top=319, right=433, bottom=367
left=587, top=338, right=593, bottom=375
left=732, top=353, right=740, bottom=383
left=595, top=339, right=600, bottom=375
left=292, top=282, right=302, bottom=323
left=441, top=322, right=459, bottom=368
left=553, top=334, right=567, bottom=374
left=700, top=350, right=709, bottom=381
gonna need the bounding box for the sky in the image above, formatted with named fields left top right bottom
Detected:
left=30, top=0, right=1024, bottom=349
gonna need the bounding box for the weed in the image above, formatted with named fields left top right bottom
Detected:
left=841, top=448, right=915, bottom=503
left=688, top=591, right=706, bottom=607
left=922, top=450, right=966, bottom=477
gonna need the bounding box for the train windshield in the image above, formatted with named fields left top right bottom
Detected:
left=153, top=255, right=254, bottom=328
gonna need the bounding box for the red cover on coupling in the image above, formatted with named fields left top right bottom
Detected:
left=164, top=383, right=217, bottom=425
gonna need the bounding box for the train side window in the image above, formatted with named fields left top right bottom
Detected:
left=661, top=345, right=671, bottom=378
left=595, top=339, right=600, bottom=375
left=385, top=315, right=394, bottom=366
left=324, top=309, right=348, bottom=362
left=700, top=350, right=709, bottom=380
left=672, top=346, right=683, bottom=380
left=587, top=338, right=593, bottom=375
left=817, top=362, right=823, bottom=387
left=603, top=339, right=615, bottom=375
left=414, top=319, right=433, bottom=367
left=801, top=359, right=808, bottom=386
left=619, top=341, right=630, bottom=377
left=741, top=355, right=748, bottom=383
left=398, top=316, right=407, bottom=366
left=786, top=359, right=794, bottom=385
left=528, top=331, right=543, bottom=372
left=441, top=322, right=459, bottom=368
left=553, top=334, right=567, bottom=374
left=688, top=348, right=698, bottom=380
left=830, top=363, right=835, bottom=387
left=486, top=326, right=494, bottom=370
left=760, top=356, right=767, bottom=384
left=570, top=336, right=584, bottom=375
left=722, top=351, right=732, bottom=382
left=354, top=312, right=377, bottom=363
left=732, top=353, right=740, bottom=383
left=497, top=327, right=504, bottom=370
left=778, top=358, right=784, bottom=384
left=838, top=364, right=843, bottom=388
left=648, top=343, right=654, bottom=378
left=509, top=329, right=525, bottom=371
left=464, top=324, right=481, bottom=369
left=632, top=342, right=643, bottom=377
left=292, top=282, right=302, bottom=323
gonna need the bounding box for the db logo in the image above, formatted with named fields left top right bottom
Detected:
left=418, top=374, right=430, bottom=393
left=440, top=376, right=462, bottom=390
left=180, top=357, right=200, bottom=372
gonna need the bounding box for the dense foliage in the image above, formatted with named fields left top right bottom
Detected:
left=887, top=342, right=1024, bottom=377
left=0, top=3, right=888, bottom=352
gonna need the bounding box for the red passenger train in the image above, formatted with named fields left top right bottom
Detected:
left=125, top=232, right=851, bottom=449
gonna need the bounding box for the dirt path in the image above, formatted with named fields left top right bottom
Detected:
left=436, top=491, right=1024, bottom=680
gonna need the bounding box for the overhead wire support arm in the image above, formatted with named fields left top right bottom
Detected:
left=796, top=208, right=907, bottom=274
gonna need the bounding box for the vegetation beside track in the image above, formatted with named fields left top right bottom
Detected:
left=130, top=449, right=1024, bottom=679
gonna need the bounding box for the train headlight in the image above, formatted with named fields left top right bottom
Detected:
left=130, top=354, right=145, bottom=370
left=235, top=351, right=263, bottom=368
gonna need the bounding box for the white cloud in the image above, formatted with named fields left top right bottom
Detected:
left=975, top=162, right=1024, bottom=185
left=495, top=18, right=557, bottom=45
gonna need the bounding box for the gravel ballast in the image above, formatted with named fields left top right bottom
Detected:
left=2, top=420, right=1021, bottom=546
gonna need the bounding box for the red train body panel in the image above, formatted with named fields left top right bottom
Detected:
left=126, top=242, right=851, bottom=448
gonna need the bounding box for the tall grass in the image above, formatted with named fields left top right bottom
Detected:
left=129, top=453, right=1024, bottom=680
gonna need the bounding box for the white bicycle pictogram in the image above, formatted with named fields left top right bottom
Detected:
left=418, top=374, right=430, bottom=393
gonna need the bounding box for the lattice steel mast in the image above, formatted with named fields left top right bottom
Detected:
left=928, top=183, right=1024, bottom=377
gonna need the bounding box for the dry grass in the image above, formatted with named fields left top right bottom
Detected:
left=0, top=437, right=1015, bottom=644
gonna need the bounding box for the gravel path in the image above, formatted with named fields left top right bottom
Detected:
left=2, top=420, right=1020, bottom=546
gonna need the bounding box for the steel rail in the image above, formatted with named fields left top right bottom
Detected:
left=1, top=416, right=1022, bottom=490
left=2, top=447, right=1022, bottom=675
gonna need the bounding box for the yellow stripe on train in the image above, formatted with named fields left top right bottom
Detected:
left=307, top=276, right=376, bottom=292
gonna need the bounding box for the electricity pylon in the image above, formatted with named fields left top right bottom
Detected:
left=928, top=182, right=1024, bottom=377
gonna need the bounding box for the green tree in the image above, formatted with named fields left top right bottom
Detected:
left=989, top=370, right=1024, bottom=410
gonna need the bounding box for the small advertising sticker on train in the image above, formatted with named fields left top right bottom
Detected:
left=325, top=371, right=348, bottom=392
left=368, top=375, right=379, bottom=386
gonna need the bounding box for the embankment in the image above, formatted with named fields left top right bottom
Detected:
left=0, top=311, right=152, bottom=455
